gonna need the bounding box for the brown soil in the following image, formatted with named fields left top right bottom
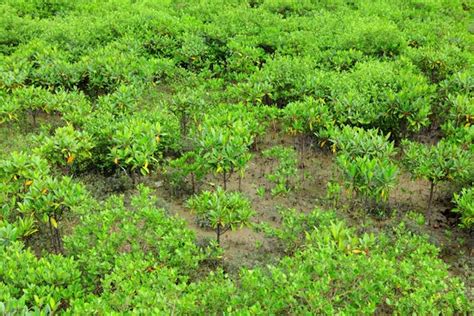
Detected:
left=114, top=130, right=470, bottom=287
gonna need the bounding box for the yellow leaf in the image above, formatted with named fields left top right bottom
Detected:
left=114, top=158, right=119, bottom=165
left=50, top=217, right=58, bottom=228
left=155, top=135, right=160, bottom=142
left=66, top=154, right=75, bottom=165
left=352, top=249, right=363, bottom=254
left=25, top=180, right=33, bottom=186
left=331, top=144, right=337, bottom=153
left=320, top=140, right=327, bottom=148
left=41, top=188, right=48, bottom=194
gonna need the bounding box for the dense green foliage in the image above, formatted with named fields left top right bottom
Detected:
left=0, top=0, right=472, bottom=314
left=187, top=187, right=255, bottom=245
left=402, top=139, right=473, bottom=222
left=452, top=187, right=473, bottom=228
left=332, top=126, right=399, bottom=208
left=1, top=208, right=469, bottom=314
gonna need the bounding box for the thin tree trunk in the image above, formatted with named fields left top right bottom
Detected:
left=216, top=224, right=221, bottom=246
left=300, top=136, right=305, bottom=182
left=132, top=170, right=140, bottom=186
left=385, top=193, right=390, bottom=212
left=350, top=189, right=356, bottom=212
left=48, top=217, right=57, bottom=253
left=55, top=227, right=62, bottom=254
left=427, top=181, right=435, bottom=225
left=31, top=110, right=37, bottom=128
left=301, top=136, right=305, bottom=160
left=67, top=163, right=73, bottom=177
left=223, top=170, right=227, bottom=191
